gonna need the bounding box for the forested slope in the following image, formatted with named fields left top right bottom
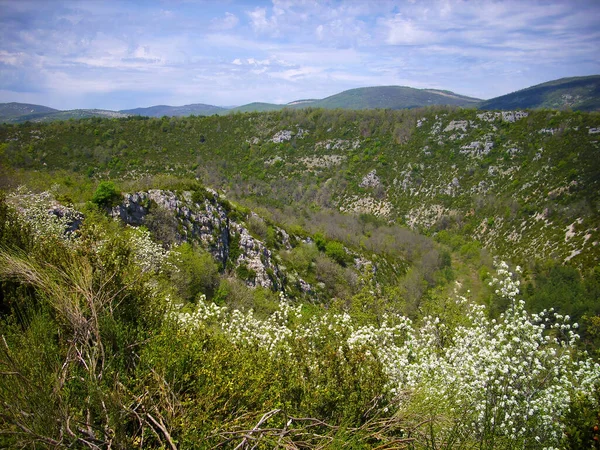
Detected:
left=1, top=106, right=600, bottom=447
left=1, top=107, right=599, bottom=266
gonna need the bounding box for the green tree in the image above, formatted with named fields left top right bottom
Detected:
left=170, top=243, right=219, bottom=301
left=325, top=241, right=351, bottom=266
left=91, top=181, right=121, bottom=207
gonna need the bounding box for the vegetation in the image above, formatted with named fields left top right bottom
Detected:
left=0, top=192, right=599, bottom=448
left=309, top=86, right=481, bottom=110
left=91, top=181, right=121, bottom=207
left=479, top=75, right=600, bottom=111
left=1, top=102, right=600, bottom=447
left=122, top=103, right=228, bottom=118
left=229, top=102, right=286, bottom=113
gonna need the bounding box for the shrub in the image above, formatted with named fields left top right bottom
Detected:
left=170, top=243, right=219, bottom=301
left=91, top=181, right=121, bottom=207
left=325, top=240, right=351, bottom=266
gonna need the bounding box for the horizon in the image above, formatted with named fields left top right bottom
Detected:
left=1, top=0, right=599, bottom=111
left=4, top=76, right=600, bottom=112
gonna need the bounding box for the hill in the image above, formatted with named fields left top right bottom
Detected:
left=121, top=103, right=227, bottom=117
left=479, top=75, right=600, bottom=111
left=2, top=106, right=599, bottom=271
left=1, top=106, right=600, bottom=448
left=3, top=76, right=600, bottom=122
left=230, top=87, right=481, bottom=113
left=305, top=86, right=481, bottom=110
left=228, top=102, right=286, bottom=113
left=1, top=108, right=130, bottom=123
left=0, top=102, right=58, bottom=121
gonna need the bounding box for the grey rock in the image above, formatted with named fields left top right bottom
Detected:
left=112, top=189, right=286, bottom=291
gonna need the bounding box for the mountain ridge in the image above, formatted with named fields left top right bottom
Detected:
left=121, top=103, right=228, bottom=117
left=2, top=75, right=600, bottom=123
left=478, top=75, right=600, bottom=111
left=0, top=102, right=58, bottom=121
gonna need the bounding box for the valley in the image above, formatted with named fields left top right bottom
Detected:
left=1, top=99, right=600, bottom=448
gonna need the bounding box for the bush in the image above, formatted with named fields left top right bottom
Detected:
left=144, top=206, right=178, bottom=247
left=170, top=243, right=219, bottom=301
left=325, top=240, right=351, bottom=266
left=91, top=181, right=121, bottom=207
left=236, top=263, right=257, bottom=282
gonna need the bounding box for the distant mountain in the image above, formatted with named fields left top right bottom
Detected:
left=4, top=76, right=599, bottom=123
left=121, top=103, right=227, bottom=117
left=0, top=102, right=58, bottom=121
left=228, top=102, right=285, bottom=113
left=303, top=86, right=481, bottom=110
left=231, top=87, right=481, bottom=113
left=479, top=75, right=600, bottom=111
left=3, top=109, right=129, bottom=123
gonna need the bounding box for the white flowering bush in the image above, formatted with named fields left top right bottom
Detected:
left=7, top=186, right=81, bottom=243
left=125, top=226, right=174, bottom=274
left=168, top=261, right=600, bottom=448
left=169, top=292, right=302, bottom=356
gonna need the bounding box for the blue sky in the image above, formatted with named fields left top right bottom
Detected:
left=1, top=0, right=599, bottom=110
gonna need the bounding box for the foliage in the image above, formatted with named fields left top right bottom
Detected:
left=91, top=180, right=121, bottom=207
left=168, top=243, right=219, bottom=301
left=167, top=262, right=600, bottom=448
left=0, top=190, right=599, bottom=449
left=324, top=240, right=351, bottom=266
left=2, top=104, right=600, bottom=448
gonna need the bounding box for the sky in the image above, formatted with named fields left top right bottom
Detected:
left=1, top=0, right=599, bottom=111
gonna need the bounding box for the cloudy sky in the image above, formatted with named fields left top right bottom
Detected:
left=1, top=0, right=599, bottom=110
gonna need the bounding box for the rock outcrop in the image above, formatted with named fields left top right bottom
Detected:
left=112, top=189, right=289, bottom=290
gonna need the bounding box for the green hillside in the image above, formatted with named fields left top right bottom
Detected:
left=1, top=107, right=599, bottom=269
left=228, top=102, right=286, bottom=113
left=0, top=102, right=58, bottom=121
left=121, top=103, right=227, bottom=117
left=1, top=106, right=600, bottom=448
left=3, top=108, right=130, bottom=123
left=309, top=86, right=481, bottom=109
left=480, top=75, right=600, bottom=111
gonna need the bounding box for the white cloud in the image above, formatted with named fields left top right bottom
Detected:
left=382, top=14, right=438, bottom=45
left=269, top=66, right=323, bottom=81
left=315, top=24, right=324, bottom=40
left=210, top=12, right=239, bottom=30
left=251, top=58, right=270, bottom=65
left=0, top=50, right=26, bottom=66
left=248, top=7, right=273, bottom=33
left=0, top=0, right=599, bottom=109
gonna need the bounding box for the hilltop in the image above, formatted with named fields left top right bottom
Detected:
left=295, top=86, right=481, bottom=110
left=231, top=86, right=481, bottom=112
left=480, top=75, right=600, bottom=111
left=0, top=108, right=129, bottom=123
left=0, top=102, right=58, bottom=121
left=3, top=76, right=600, bottom=123
left=121, top=103, right=228, bottom=117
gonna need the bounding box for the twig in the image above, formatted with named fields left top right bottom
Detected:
left=147, top=413, right=177, bottom=450
left=234, top=409, right=281, bottom=450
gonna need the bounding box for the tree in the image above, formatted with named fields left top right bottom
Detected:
left=91, top=181, right=121, bottom=207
